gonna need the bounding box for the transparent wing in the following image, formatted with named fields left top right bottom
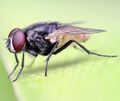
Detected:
left=56, top=25, right=106, bottom=35
left=46, top=24, right=106, bottom=43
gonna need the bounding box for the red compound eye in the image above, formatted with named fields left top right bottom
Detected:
left=10, top=28, right=26, bottom=52
left=8, top=28, right=20, bottom=38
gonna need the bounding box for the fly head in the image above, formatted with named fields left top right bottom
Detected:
left=6, top=28, right=26, bottom=53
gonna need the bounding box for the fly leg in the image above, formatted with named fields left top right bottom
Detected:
left=12, top=51, right=25, bottom=82
left=53, top=40, right=73, bottom=54
left=45, top=42, right=58, bottom=76
left=8, top=54, right=19, bottom=78
left=53, top=40, right=117, bottom=57
left=72, top=40, right=117, bottom=57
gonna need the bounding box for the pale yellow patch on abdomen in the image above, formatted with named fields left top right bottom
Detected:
left=58, top=34, right=90, bottom=48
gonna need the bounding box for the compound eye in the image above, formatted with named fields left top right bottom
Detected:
left=12, top=29, right=26, bottom=52
left=8, top=28, right=20, bottom=38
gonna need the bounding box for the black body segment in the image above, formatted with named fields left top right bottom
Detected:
left=24, top=22, right=59, bottom=56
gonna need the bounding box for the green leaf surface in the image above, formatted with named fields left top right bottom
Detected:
left=0, top=0, right=120, bottom=101
left=0, top=56, right=17, bottom=101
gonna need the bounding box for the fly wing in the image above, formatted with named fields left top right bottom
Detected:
left=56, top=25, right=106, bottom=35
left=46, top=24, right=106, bottom=43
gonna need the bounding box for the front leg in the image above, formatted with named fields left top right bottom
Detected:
left=45, top=42, right=58, bottom=76
left=12, top=51, right=25, bottom=82
left=8, top=54, right=19, bottom=78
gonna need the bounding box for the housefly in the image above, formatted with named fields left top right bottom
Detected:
left=6, top=22, right=117, bottom=82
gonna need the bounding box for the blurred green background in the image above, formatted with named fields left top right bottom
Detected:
left=0, top=0, right=120, bottom=101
